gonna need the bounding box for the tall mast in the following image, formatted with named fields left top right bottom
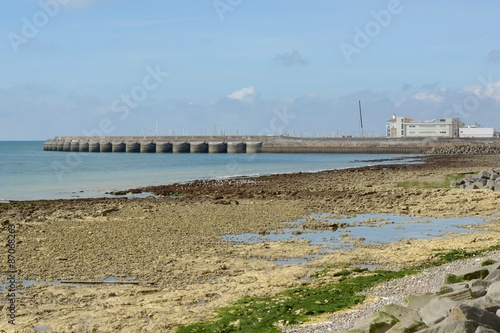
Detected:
left=358, top=100, right=364, bottom=137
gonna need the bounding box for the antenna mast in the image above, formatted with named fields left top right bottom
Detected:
left=358, top=100, right=364, bottom=137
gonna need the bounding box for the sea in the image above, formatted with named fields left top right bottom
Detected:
left=0, top=141, right=420, bottom=201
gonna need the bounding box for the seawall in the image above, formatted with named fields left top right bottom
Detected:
left=43, top=136, right=500, bottom=154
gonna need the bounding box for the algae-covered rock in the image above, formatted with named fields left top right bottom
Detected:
left=348, top=311, right=398, bottom=333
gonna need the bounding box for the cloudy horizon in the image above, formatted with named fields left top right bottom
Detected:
left=1, top=1, right=500, bottom=140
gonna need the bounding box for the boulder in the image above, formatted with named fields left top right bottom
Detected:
left=418, top=297, right=457, bottom=326
left=417, top=319, right=480, bottom=333
left=470, top=286, right=487, bottom=298
left=340, top=259, right=500, bottom=333
left=380, top=304, right=426, bottom=332
left=485, top=281, right=500, bottom=303
left=466, top=174, right=480, bottom=182
left=348, top=311, right=398, bottom=333
left=468, top=297, right=500, bottom=313
left=475, top=326, right=498, bottom=333
left=445, top=266, right=491, bottom=284
left=403, top=293, right=436, bottom=310
left=477, top=171, right=491, bottom=180
left=449, top=303, right=500, bottom=330
left=471, top=279, right=493, bottom=289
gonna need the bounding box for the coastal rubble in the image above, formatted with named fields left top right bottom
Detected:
left=338, top=260, right=500, bottom=333
left=452, top=170, right=500, bottom=191
left=426, top=144, right=500, bottom=155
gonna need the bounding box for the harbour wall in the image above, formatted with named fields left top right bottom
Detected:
left=43, top=136, right=500, bottom=154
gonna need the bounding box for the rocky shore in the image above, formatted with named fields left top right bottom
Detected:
left=283, top=253, right=500, bottom=333
left=1, top=154, right=500, bottom=332
left=426, top=144, right=500, bottom=155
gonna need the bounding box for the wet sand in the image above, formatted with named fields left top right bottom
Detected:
left=1, top=154, right=500, bottom=332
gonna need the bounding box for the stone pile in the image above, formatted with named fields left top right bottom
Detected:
left=341, top=259, right=500, bottom=333
left=425, top=145, right=500, bottom=155
left=451, top=170, right=500, bottom=191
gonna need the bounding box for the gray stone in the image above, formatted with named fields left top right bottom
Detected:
left=486, top=180, right=496, bottom=190
left=484, top=266, right=500, bottom=281
left=483, top=262, right=500, bottom=273
left=403, top=293, right=436, bottom=310
left=486, top=281, right=500, bottom=303
left=386, top=320, right=427, bottom=333
left=418, top=297, right=457, bottom=326
left=450, top=303, right=500, bottom=330
left=475, top=326, right=498, bottom=333
left=473, top=181, right=486, bottom=189
left=495, top=184, right=500, bottom=192
left=380, top=304, right=425, bottom=332
left=477, top=171, right=491, bottom=180
left=470, top=286, right=487, bottom=299
left=439, top=288, right=473, bottom=301
left=418, top=319, right=480, bottom=333
left=471, top=279, right=493, bottom=288
left=348, top=311, right=399, bottom=333
left=446, top=266, right=490, bottom=283
left=468, top=297, right=500, bottom=313
left=466, top=174, right=480, bottom=182
left=466, top=184, right=479, bottom=190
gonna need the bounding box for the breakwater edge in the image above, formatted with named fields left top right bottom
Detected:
left=44, top=136, right=500, bottom=154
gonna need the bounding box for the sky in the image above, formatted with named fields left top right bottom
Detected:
left=1, top=0, right=500, bottom=140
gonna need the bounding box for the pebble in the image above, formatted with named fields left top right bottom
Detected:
left=281, top=251, right=500, bottom=333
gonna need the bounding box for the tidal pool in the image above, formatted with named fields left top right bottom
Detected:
left=222, top=213, right=487, bottom=263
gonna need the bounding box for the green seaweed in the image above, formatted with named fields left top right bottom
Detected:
left=175, top=245, right=500, bottom=333
left=175, top=270, right=416, bottom=333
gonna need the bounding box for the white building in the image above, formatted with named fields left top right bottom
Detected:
left=459, top=125, right=495, bottom=138
left=386, top=115, right=463, bottom=138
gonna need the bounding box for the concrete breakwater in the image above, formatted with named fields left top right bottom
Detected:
left=43, top=136, right=500, bottom=154
left=44, top=136, right=263, bottom=154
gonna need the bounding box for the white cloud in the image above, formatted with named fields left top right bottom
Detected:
left=412, top=92, right=443, bottom=102
left=464, top=81, right=500, bottom=101
left=227, top=86, right=258, bottom=102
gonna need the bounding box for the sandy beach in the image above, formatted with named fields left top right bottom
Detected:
left=1, top=154, right=500, bottom=332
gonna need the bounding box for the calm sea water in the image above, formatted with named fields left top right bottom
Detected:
left=0, top=141, right=418, bottom=201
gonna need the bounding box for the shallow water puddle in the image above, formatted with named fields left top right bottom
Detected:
left=222, top=213, right=486, bottom=264
left=0, top=275, right=138, bottom=293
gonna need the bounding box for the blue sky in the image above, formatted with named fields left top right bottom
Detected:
left=1, top=0, right=500, bottom=139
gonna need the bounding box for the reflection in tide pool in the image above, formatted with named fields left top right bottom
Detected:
left=222, top=213, right=486, bottom=256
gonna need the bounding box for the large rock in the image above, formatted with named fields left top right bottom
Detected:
left=348, top=311, right=398, bottom=333
left=417, top=319, right=480, bottom=333
left=477, top=171, right=492, bottom=180
left=340, top=259, right=500, bottom=333
left=380, top=304, right=426, bottom=332
left=455, top=170, right=500, bottom=191
left=485, top=281, right=500, bottom=303
left=475, top=326, right=498, bottom=333
left=403, top=293, right=436, bottom=310
left=449, top=303, right=500, bottom=330
left=445, top=266, right=492, bottom=284
left=418, top=297, right=458, bottom=326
